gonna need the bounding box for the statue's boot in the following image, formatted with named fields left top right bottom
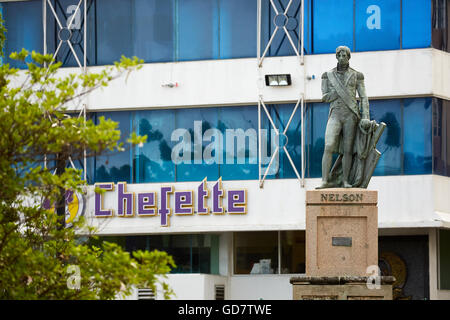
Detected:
left=343, top=181, right=353, bottom=188
left=316, top=181, right=334, bottom=189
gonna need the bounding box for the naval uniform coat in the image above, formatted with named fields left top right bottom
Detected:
left=321, top=66, right=371, bottom=154
left=321, top=66, right=370, bottom=121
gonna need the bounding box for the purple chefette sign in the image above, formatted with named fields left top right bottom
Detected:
left=94, top=178, right=247, bottom=227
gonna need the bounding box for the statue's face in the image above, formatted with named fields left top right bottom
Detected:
left=337, top=50, right=349, bottom=65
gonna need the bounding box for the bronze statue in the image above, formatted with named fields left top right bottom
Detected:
left=317, top=46, right=385, bottom=189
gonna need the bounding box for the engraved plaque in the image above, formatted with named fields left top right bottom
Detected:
left=332, top=237, right=352, bottom=247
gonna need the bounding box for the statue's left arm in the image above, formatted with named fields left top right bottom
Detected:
left=356, top=72, right=370, bottom=120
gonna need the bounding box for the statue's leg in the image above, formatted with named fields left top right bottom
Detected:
left=319, top=114, right=341, bottom=188
left=342, top=113, right=358, bottom=188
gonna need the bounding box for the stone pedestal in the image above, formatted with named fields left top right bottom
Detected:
left=290, top=188, right=394, bottom=300
left=306, top=188, right=378, bottom=277
left=290, top=276, right=395, bottom=300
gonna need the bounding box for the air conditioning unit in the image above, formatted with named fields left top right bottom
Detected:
left=138, top=288, right=155, bottom=300
left=215, top=284, right=225, bottom=300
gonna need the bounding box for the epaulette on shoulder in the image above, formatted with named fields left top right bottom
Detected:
left=321, top=72, right=328, bottom=79
left=356, top=71, right=364, bottom=80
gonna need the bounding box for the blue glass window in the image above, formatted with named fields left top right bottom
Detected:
left=219, top=0, right=256, bottom=59
left=306, top=102, right=328, bottom=178
left=88, top=98, right=436, bottom=184
left=261, top=0, right=302, bottom=57
left=175, top=107, right=220, bottom=181
left=44, top=0, right=89, bottom=68
left=94, top=111, right=132, bottom=183
left=79, top=113, right=97, bottom=184
left=124, top=234, right=219, bottom=274
left=280, top=104, right=302, bottom=179
left=303, top=0, right=313, bottom=54
left=133, top=0, right=175, bottom=62
left=355, top=0, right=400, bottom=51
left=135, top=109, right=176, bottom=183
left=370, top=99, right=402, bottom=176
left=262, top=104, right=302, bottom=179
left=403, top=98, right=432, bottom=174
left=2, top=0, right=43, bottom=69
left=178, top=0, right=219, bottom=61
left=312, top=0, right=353, bottom=54
left=433, top=98, right=450, bottom=176
left=402, top=0, right=431, bottom=49
left=95, top=0, right=175, bottom=65
left=95, top=0, right=133, bottom=65
left=219, top=106, right=258, bottom=180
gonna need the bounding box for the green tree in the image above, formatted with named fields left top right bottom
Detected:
left=0, top=14, right=175, bottom=299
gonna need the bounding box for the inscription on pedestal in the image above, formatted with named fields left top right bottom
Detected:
left=321, top=193, right=363, bottom=202
left=332, top=237, right=352, bottom=247
left=306, top=188, right=377, bottom=206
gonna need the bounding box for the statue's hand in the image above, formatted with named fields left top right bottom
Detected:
left=360, top=118, right=371, bottom=130
left=327, top=89, right=339, bottom=102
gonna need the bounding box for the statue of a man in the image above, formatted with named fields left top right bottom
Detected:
left=317, top=46, right=373, bottom=189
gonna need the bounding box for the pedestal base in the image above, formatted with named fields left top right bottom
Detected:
left=290, top=276, right=395, bottom=300
left=306, top=188, right=378, bottom=276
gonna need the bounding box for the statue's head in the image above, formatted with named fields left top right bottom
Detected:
left=336, top=46, right=351, bottom=65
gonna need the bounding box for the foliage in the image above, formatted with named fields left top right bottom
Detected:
left=0, top=16, right=175, bottom=299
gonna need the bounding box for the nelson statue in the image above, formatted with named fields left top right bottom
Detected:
left=317, top=46, right=386, bottom=189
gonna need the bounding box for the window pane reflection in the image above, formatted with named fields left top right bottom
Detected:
left=261, top=0, right=302, bottom=57
left=433, top=98, right=450, bottom=176
left=313, top=0, right=353, bottom=54
left=4, top=0, right=435, bottom=68
left=178, top=0, right=219, bottom=61
left=94, top=112, right=132, bottom=183
left=123, top=234, right=219, bottom=274
left=370, top=100, right=402, bottom=175
left=219, top=0, right=256, bottom=59
left=404, top=98, right=432, bottom=174
left=136, top=110, right=175, bottom=183
left=402, top=0, right=431, bottom=49
left=281, top=231, right=305, bottom=274
left=262, top=104, right=302, bottom=179
left=2, top=0, right=43, bottom=69
left=89, top=98, right=434, bottom=183
left=96, top=0, right=175, bottom=65
left=219, top=106, right=259, bottom=180
left=234, top=231, right=278, bottom=274
left=355, top=0, right=401, bottom=52
left=45, top=0, right=88, bottom=68
left=175, top=108, right=220, bottom=182
left=306, top=103, right=328, bottom=178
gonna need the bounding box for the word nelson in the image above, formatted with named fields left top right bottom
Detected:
left=94, top=178, right=247, bottom=226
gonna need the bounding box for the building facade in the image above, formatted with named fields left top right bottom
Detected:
left=2, top=0, right=450, bottom=300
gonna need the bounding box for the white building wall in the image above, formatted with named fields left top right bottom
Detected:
left=15, top=48, right=444, bottom=112
left=160, top=274, right=228, bottom=300
left=433, top=175, right=450, bottom=226
left=157, top=273, right=227, bottom=300
left=229, top=275, right=298, bottom=300
left=432, top=49, right=450, bottom=100
left=82, top=48, right=444, bottom=110
left=121, top=274, right=228, bottom=300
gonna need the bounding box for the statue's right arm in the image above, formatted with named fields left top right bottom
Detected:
left=321, top=72, right=338, bottom=103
